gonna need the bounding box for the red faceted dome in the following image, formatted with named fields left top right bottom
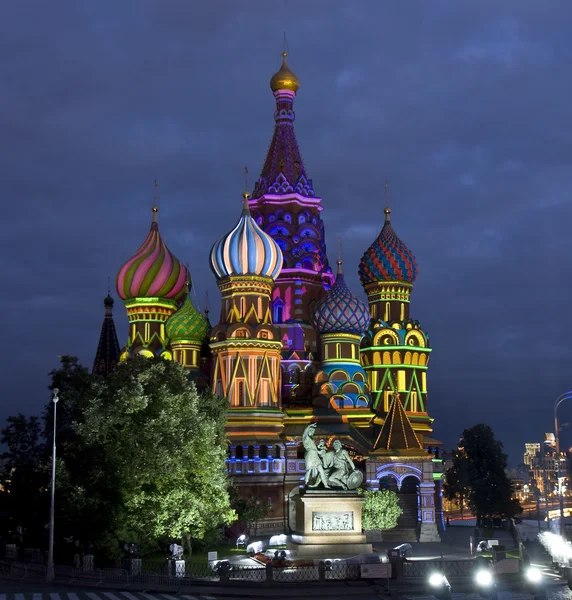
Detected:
left=358, top=208, right=417, bottom=286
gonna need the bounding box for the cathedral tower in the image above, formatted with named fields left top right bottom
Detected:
left=248, top=52, right=334, bottom=404
left=358, top=198, right=433, bottom=440
left=312, top=257, right=372, bottom=413
left=92, top=291, right=120, bottom=377
left=116, top=203, right=188, bottom=359
left=165, top=278, right=209, bottom=374
left=209, top=188, right=284, bottom=441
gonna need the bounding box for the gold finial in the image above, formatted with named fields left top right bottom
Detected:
left=384, top=179, right=391, bottom=222
left=242, top=166, right=251, bottom=209
left=184, top=262, right=191, bottom=292
left=152, top=178, right=159, bottom=222
left=336, top=236, right=343, bottom=274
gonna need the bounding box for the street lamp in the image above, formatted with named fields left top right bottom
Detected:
left=554, top=391, right=572, bottom=525
left=46, top=387, right=59, bottom=582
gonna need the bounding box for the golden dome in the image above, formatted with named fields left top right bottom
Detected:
left=270, top=52, right=300, bottom=93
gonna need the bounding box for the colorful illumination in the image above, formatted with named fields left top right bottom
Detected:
left=312, top=262, right=369, bottom=335
left=116, top=207, right=187, bottom=301
left=359, top=208, right=417, bottom=285
left=210, top=194, right=283, bottom=280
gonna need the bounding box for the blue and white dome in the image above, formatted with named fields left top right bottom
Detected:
left=313, top=260, right=370, bottom=335
left=210, top=193, right=283, bottom=280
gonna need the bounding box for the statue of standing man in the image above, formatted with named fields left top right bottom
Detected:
left=303, top=423, right=330, bottom=488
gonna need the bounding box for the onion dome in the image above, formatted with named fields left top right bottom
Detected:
left=358, top=207, right=418, bottom=285
left=313, top=260, right=370, bottom=335
left=210, top=192, right=283, bottom=280
left=165, top=283, right=209, bottom=344
left=116, top=206, right=188, bottom=301
left=270, top=52, right=300, bottom=94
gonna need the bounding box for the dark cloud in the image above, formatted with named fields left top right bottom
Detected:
left=2, top=0, right=572, bottom=462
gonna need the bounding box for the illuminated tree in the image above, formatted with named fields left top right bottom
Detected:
left=77, top=357, right=235, bottom=557
left=359, top=489, right=403, bottom=531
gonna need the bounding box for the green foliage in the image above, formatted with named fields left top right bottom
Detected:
left=359, top=488, right=403, bottom=531
left=229, top=484, right=271, bottom=535
left=76, top=357, right=236, bottom=555
left=0, top=415, right=49, bottom=546
left=0, top=355, right=236, bottom=559
left=453, top=424, right=522, bottom=521
left=444, top=448, right=471, bottom=516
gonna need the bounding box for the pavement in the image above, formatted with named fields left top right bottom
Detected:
left=372, top=525, right=473, bottom=560
left=0, top=591, right=218, bottom=600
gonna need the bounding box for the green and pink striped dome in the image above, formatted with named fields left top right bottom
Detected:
left=116, top=207, right=188, bottom=301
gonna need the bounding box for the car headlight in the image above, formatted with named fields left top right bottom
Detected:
left=475, top=569, right=493, bottom=586
left=429, top=573, right=445, bottom=587
left=526, top=567, right=542, bottom=583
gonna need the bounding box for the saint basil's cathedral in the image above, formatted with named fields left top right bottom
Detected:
left=93, top=53, right=443, bottom=542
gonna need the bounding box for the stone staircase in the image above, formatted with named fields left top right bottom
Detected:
left=381, top=493, right=419, bottom=543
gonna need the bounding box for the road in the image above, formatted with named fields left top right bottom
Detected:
left=0, top=590, right=218, bottom=600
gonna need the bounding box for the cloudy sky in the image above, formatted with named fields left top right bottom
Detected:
left=2, top=0, right=571, bottom=463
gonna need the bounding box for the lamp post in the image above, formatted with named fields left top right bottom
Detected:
left=554, top=391, right=572, bottom=526
left=46, top=387, right=59, bottom=582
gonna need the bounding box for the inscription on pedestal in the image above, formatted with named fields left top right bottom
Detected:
left=312, top=511, right=354, bottom=531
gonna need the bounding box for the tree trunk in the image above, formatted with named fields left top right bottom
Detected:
left=183, top=532, right=192, bottom=561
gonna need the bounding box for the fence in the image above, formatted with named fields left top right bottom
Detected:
left=0, top=556, right=486, bottom=587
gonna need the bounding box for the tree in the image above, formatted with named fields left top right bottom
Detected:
left=229, top=485, right=271, bottom=536
left=42, top=356, right=117, bottom=556
left=0, top=415, right=48, bottom=546
left=359, top=489, right=403, bottom=531
left=77, top=357, right=236, bottom=557
left=455, top=424, right=522, bottom=523
left=444, top=448, right=470, bottom=518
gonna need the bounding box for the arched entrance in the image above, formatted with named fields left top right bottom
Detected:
left=375, top=464, right=422, bottom=542
left=378, top=475, right=399, bottom=493
left=397, top=475, right=420, bottom=531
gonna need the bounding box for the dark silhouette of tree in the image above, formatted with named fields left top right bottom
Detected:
left=447, top=424, right=522, bottom=524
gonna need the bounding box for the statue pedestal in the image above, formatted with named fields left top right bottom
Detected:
left=287, top=490, right=373, bottom=557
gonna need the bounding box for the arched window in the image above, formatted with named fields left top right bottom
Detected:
left=259, top=445, right=268, bottom=459
left=273, top=445, right=281, bottom=459
left=235, top=446, right=244, bottom=460
left=248, top=445, right=255, bottom=460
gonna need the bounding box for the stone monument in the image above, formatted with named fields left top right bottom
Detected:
left=288, top=423, right=373, bottom=557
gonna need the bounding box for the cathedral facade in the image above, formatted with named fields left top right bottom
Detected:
left=96, top=53, right=443, bottom=542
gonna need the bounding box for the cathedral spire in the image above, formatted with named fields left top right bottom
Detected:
left=92, top=289, right=120, bottom=377
left=252, top=50, right=314, bottom=199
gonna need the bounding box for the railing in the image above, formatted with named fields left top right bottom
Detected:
left=0, top=556, right=488, bottom=586
left=403, top=559, right=476, bottom=582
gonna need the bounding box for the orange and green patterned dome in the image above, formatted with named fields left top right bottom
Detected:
left=165, top=287, right=209, bottom=344
left=116, top=206, right=188, bottom=301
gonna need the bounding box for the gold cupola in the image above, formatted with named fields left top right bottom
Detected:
left=270, top=52, right=300, bottom=93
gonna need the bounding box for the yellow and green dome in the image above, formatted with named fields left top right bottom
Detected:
left=165, top=291, right=209, bottom=344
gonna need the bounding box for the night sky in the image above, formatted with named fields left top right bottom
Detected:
left=2, top=1, right=572, bottom=464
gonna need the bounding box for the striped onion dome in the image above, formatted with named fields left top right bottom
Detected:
left=116, top=206, right=188, bottom=301
left=210, top=192, right=283, bottom=280
left=313, top=260, right=369, bottom=335
left=165, top=284, right=209, bottom=344
left=358, top=208, right=417, bottom=285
